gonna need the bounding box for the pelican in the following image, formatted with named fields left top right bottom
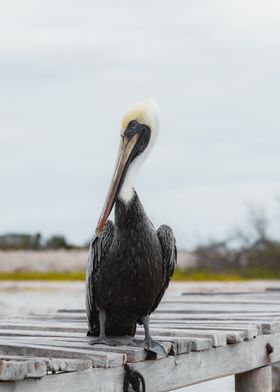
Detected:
left=86, top=99, right=177, bottom=350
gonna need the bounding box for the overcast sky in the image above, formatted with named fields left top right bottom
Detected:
left=1, top=0, right=280, bottom=248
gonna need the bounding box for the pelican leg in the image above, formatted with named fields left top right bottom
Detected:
left=142, top=315, right=167, bottom=356
left=128, top=315, right=167, bottom=357
left=89, top=311, right=132, bottom=346
left=89, top=310, right=117, bottom=346
left=142, top=315, right=152, bottom=348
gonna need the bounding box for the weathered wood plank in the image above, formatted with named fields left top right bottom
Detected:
left=136, top=327, right=227, bottom=346
left=130, top=332, right=279, bottom=392
left=7, top=308, right=280, bottom=319
left=0, top=334, right=210, bottom=358
left=1, top=332, right=279, bottom=392
left=0, top=355, right=92, bottom=371
left=0, top=337, right=171, bottom=363
left=49, top=310, right=280, bottom=318
left=39, top=334, right=213, bottom=354
left=0, top=291, right=279, bottom=389
left=0, top=322, right=236, bottom=345
left=149, top=322, right=260, bottom=339
left=0, top=324, right=254, bottom=346
left=0, top=357, right=92, bottom=381
left=0, top=342, right=125, bottom=368
left=0, top=329, right=87, bottom=338
left=163, top=295, right=280, bottom=304
left=14, top=312, right=280, bottom=336
left=58, top=335, right=213, bottom=354
left=0, top=321, right=87, bottom=333
left=0, top=318, right=270, bottom=340
left=157, top=303, right=280, bottom=313
left=235, top=366, right=272, bottom=392
left=0, top=329, right=213, bottom=354
left=58, top=309, right=85, bottom=313
left=0, top=359, right=47, bottom=381
left=151, top=314, right=280, bottom=334
left=144, top=325, right=250, bottom=344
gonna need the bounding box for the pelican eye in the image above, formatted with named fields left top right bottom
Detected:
left=128, top=120, right=137, bottom=128
left=124, top=120, right=140, bottom=139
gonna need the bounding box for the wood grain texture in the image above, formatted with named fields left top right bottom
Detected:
left=235, top=366, right=272, bottom=392
left=0, top=291, right=280, bottom=390
left=1, top=332, right=279, bottom=391
left=0, top=341, right=126, bottom=368
left=0, top=357, right=92, bottom=381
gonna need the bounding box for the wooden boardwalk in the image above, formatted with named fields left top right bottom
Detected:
left=1, top=290, right=280, bottom=391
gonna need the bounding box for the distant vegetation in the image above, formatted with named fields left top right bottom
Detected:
left=0, top=200, right=279, bottom=281
left=0, top=271, right=85, bottom=281
left=191, top=201, right=280, bottom=280
left=0, top=233, right=78, bottom=250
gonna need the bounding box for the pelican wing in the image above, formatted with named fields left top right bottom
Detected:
left=86, top=220, right=114, bottom=334
left=151, top=225, right=177, bottom=313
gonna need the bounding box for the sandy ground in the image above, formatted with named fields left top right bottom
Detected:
left=0, top=250, right=195, bottom=271
left=1, top=279, right=280, bottom=315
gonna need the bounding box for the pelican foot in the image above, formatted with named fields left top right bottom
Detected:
left=89, top=336, right=134, bottom=347
left=127, top=338, right=168, bottom=357
left=89, top=337, right=118, bottom=346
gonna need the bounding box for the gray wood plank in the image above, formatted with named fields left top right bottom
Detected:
left=163, top=296, right=280, bottom=304
left=0, top=357, right=92, bottom=381
left=0, top=342, right=125, bottom=368
left=0, top=321, right=87, bottom=333
left=235, top=366, right=272, bottom=392
left=0, top=337, right=171, bottom=363
left=0, top=291, right=279, bottom=388
left=0, top=329, right=87, bottom=338
left=139, top=325, right=246, bottom=344
left=157, top=303, right=280, bottom=313
left=0, top=358, right=47, bottom=381
left=151, top=313, right=280, bottom=331
left=1, top=332, right=279, bottom=392
left=53, top=335, right=213, bottom=354
left=17, top=312, right=280, bottom=337
left=136, top=327, right=227, bottom=346
left=149, top=323, right=259, bottom=341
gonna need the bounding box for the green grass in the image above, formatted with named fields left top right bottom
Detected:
left=0, top=271, right=86, bottom=281
left=0, top=267, right=279, bottom=281
left=173, top=268, right=243, bottom=281
left=173, top=267, right=280, bottom=281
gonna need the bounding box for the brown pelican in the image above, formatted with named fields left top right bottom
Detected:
left=86, top=99, right=177, bottom=350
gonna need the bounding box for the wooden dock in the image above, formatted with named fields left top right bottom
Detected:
left=1, top=290, right=280, bottom=391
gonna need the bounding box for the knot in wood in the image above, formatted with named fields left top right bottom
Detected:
left=266, top=343, right=274, bottom=355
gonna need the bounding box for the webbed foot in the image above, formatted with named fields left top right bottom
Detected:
left=89, top=337, right=118, bottom=346
left=128, top=338, right=168, bottom=357
left=89, top=336, right=134, bottom=347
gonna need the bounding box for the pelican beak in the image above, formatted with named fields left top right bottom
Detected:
left=95, top=133, right=140, bottom=237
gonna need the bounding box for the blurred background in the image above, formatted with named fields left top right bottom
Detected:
left=0, top=2, right=280, bottom=390
left=1, top=0, right=280, bottom=279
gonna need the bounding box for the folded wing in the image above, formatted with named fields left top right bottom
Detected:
left=86, top=220, right=114, bottom=334
left=151, top=224, right=177, bottom=313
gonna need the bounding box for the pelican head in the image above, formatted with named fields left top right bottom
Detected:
left=96, top=99, right=159, bottom=236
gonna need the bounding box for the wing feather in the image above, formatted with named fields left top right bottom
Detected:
left=85, top=220, right=114, bottom=334
left=151, top=225, right=177, bottom=313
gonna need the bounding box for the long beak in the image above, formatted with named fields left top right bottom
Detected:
left=95, top=133, right=140, bottom=237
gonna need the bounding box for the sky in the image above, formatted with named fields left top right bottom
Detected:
left=1, top=0, right=280, bottom=248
